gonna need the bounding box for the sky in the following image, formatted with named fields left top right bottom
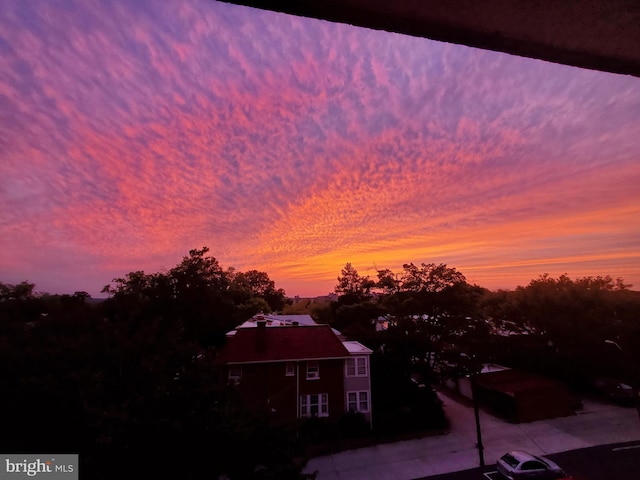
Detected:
left=1, top=0, right=639, bottom=298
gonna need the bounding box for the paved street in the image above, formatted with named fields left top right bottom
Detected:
left=416, top=441, right=640, bottom=480
left=303, top=390, right=640, bottom=479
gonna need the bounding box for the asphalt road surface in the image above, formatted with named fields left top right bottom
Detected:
left=415, top=441, right=640, bottom=480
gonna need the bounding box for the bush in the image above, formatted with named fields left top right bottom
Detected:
left=338, top=412, right=371, bottom=439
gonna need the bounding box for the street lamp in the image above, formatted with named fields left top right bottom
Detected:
left=604, top=339, right=622, bottom=351
left=460, top=353, right=485, bottom=467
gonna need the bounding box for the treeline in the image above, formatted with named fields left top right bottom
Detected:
left=0, top=248, right=299, bottom=480
left=327, top=262, right=489, bottom=381
left=322, top=263, right=640, bottom=393
left=100, top=247, right=289, bottom=347
left=481, top=273, right=640, bottom=389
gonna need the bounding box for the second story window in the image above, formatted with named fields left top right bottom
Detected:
left=306, top=361, right=319, bottom=380
left=228, top=366, right=242, bottom=385
left=345, top=357, right=367, bottom=377
left=285, top=362, right=295, bottom=376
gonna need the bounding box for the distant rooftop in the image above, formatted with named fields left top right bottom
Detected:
left=226, top=313, right=341, bottom=336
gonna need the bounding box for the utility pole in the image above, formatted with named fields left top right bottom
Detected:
left=461, top=353, right=485, bottom=467
left=470, top=373, right=485, bottom=467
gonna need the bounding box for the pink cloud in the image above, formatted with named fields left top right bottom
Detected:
left=1, top=0, right=639, bottom=296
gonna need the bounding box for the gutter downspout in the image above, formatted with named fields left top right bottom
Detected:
left=368, top=355, right=373, bottom=430
left=296, top=361, right=300, bottom=419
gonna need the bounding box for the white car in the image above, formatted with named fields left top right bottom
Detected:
left=496, top=450, right=570, bottom=479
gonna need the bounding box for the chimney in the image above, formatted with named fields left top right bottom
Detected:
left=256, top=319, right=267, bottom=352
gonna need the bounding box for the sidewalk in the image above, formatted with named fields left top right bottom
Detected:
left=303, top=391, right=640, bottom=479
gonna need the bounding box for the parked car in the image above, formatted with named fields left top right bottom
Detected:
left=496, top=450, right=570, bottom=479
left=593, top=378, right=636, bottom=405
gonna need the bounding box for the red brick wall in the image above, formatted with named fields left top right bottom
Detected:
left=226, top=358, right=346, bottom=422
left=299, top=359, right=345, bottom=420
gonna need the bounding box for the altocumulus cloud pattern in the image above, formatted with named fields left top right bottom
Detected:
left=1, top=0, right=639, bottom=297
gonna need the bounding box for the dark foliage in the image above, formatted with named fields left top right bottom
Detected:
left=480, top=274, right=640, bottom=392
left=370, top=353, right=448, bottom=435
left=331, top=265, right=640, bottom=425
left=0, top=250, right=297, bottom=479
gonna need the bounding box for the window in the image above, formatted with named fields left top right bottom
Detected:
left=345, top=357, right=367, bottom=377
left=285, top=362, right=295, bottom=376
left=228, top=366, right=242, bottom=385
left=521, top=461, right=546, bottom=471
left=306, top=361, right=319, bottom=379
left=347, top=391, right=369, bottom=413
left=300, top=394, right=328, bottom=417
left=500, top=454, right=519, bottom=468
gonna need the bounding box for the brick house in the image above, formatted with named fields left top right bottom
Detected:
left=218, top=319, right=372, bottom=425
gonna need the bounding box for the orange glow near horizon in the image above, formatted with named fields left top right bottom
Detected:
left=1, top=1, right=639, bottom=297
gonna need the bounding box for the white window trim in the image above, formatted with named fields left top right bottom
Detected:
left=285, top=362, right=295, bottom=376
left=300, top=393, right=329, bottom=417
left=346, top=390, right=370, bottom=413
left=306, top=361, right=320, bottom=380
left=345, top=356, right=368, bottom=377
